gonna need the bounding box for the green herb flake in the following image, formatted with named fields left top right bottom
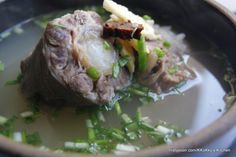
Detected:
left=142, top=15, right=152, bottom=21
left=103, top=41, right=111, bottom=50
left=137, top=35, right=148, bottom=71
left=163, top=41, right=171, bottom=48
left=154, top=47, right=166, bottom=59
left=0, top=115, right=8, bottom=125
left=86, top=67, right=100, bottom=80
left=112, top=62, right=120, bottom=79
left=0, top=61, right=4, bottom=72
left=1, top=31, right=11, bottom=39
left=26, top=132, right=42, bottom=146
left=168, top=65, right=179, bottom=75
left=13, top=27, right=24, bottom=34
left=0, top=116, right=17, bottom=137
left=118, top=56, right=129, bottom=67
left=5, top=73, right=23, bottom=85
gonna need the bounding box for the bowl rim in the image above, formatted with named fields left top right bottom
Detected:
left=0, top=0, right=236, bottom=157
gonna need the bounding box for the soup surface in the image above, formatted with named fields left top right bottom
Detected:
left=0, top=8, right=235, bottom=153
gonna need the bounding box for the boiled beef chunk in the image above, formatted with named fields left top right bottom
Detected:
left=20, top=10, right=130, bottom=106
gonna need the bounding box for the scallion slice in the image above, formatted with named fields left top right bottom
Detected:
left=103, top=41, right=110, bottom=50
left=154, top=47, right=165, bottom=59
left=114, top=102, right=122, bottom=115
left=163, top=41, right=171, bottom=48
left=112, top=62, right=120, bottom=78
left=86, top=67, right=100, bottom=80
left=121, top=113, right=132, bottom=124
left=0, top=115, right=7, bottom=125
left=137, top=35, right=148, bottom=71
left=142, top=15, right=152, bottom=21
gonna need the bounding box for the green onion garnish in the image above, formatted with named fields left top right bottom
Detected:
left=112, top=62, right=120, bottom=78
left=168, top=65, right=179, bottom=75
left=0, top=61, right=5, bottom=72
left=115, top=102, right=122, bottom=115
left=118, top=57, right=129, bottom=67
left=103, top=41, right=111, bottom=50
left=140, top=121, right=155, bottom=131
left=86, top=67, right=100, bottom=80
left=13, top=27, right=24, bottom=34
left=163, top=41, right=171, bottom=48
left=86, top=119, right=96, bottom=141
left=97, top=111, right=105, bottom=122
left=5, top=73, right=23, bottom=85
left=135, top=108, right=142, bottom=122
left=25, top=132, right=42, bottom=146
left=137, top=35, right=148, bottom=71
left=111, top=132, right=125, bottom=141
left=0, top=115, right=8, bottom=125
left=121, top=113, right=132, bottom=124
left=154, top=47, right=165, bottom=59
left=142, top=15, right=152, bottom=21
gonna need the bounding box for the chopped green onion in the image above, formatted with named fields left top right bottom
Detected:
left=154, top=47, right=166, bottom=59
left=20, top=111, right=34, bottom=118
left=163, top=41, right=171, bottom=48
left=112, top=62, right=120, bottom=78
left=0, top=61, right=4, bottom=72
left=97, top=111, right=105, bottom=122
left=75, top=142, right=90, bottom=149
left=64, top=142, right=76, bottom=149
left=118, top=57, right=129, bottom=67
left=5, top=73, right=23, bottom=85
left=86, top=119, right=94, bottom=128
left=125, top=122, right=139, bottom=132
left=25, top=132, right=42, bottom=146
left=135, top=108, right=142, bottom=122
left=164, top=136, right=173, bottom=144
left=0, top=115, right=7, bottom=125
left=142, top=15, right=152, bottom=21
left=0, top=116, right=17, bottom=137
left=140, top=121, right=154, bottom=131
left=13, top=27, right=24, bottom=34
left=168, top=65, right=179, bottom=75
left=103, top=41, right=111, bottom=50
left=116, top=144, right=140, bottom=152
left=128, top=87, right=147, bottom=97
left=86, top=67, right=100, bottom=80
left=147, top=131, right=165, bottom=144
left=13, top=132, right=23, bottom=143
left=114, top=102, right=122, bottom=115
left=127, top=132, right=138, bottom=140
left=86, top=119, right=95, bottom=141
left=147, top=91, right=159, bottom=102
left=111, top=132, right=125, bottom=141
left=1, top=31, right=11, bottom=39
left=137, top=35, right=148, bottom=71
left=121, top=113, right=132, bottom=124
left=155, top=125, right=173, bottom=135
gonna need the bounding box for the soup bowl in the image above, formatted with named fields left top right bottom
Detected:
left=0, top=0, right=235, bottom=157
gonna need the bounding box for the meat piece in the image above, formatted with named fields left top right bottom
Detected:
left=138, top=41, right=196, bottom=93
left=103, top=21, right=143, bottom=39
left=20, top=10, right=130, bottom=106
